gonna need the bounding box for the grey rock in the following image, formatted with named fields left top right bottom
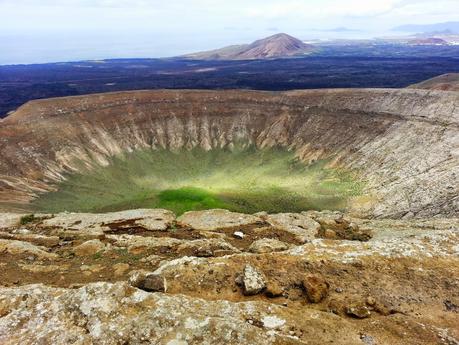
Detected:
left=141, top=274, right=167, bottom=292
left=346, top=305, right=371, bottom=319
left=128, top=269, right=151, bottom=288
left=242, top=265, right=266, bottom=295
left=265, top=213, right=320, bottom=243
left=177, top=209, right=262, bottom=231
left=41, top=209, right=175, bottom=234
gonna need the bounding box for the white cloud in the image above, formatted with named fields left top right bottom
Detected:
left=0, top=0, right=458, bottom=39
left=388, top=0, right=459, bottom=19
left=242, top=0, right=459, bottom=20
left=244, top=0, right=400, bottom=19
left=1, top=0, right=457, bottom=20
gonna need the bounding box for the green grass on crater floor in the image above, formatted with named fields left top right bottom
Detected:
left=30, top=146, right=364, bottom=215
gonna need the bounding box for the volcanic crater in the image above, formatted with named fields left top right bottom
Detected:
left=0, top=88, right=457, bottom=218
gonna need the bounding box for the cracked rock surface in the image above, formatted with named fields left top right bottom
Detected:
left=0, top=208, right=457, bottom=344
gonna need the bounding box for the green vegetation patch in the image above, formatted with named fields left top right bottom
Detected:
left=20, top=214, right=37, bottom=225
left=30, top=146, right=364, bottom=215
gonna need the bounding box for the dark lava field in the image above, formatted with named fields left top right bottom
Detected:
left=1, top=44, right=459, bottom=118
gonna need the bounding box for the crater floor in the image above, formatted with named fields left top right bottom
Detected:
left=30, top=147, right=362, bottom=215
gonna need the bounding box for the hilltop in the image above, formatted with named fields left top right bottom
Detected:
left=184, top=33, right=315, bottom=60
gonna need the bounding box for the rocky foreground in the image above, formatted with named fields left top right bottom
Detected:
left=0, top=209, right=458, bottom=344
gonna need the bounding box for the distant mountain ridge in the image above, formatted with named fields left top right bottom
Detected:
left=393, top=21, right=459, bottom=34
left=408, top=37, right=449, bottom=46
left=184, top=33, right=315, bottom=60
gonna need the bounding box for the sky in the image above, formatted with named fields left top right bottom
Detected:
left=0, top=0, right=458, bottom=64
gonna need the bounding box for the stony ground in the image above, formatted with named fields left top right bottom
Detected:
left=0, top=209, right=458, bottom=344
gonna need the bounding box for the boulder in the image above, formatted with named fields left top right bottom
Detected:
left=128, top=269, right=151, bottom=288
left=0, top=239, right=58, bottom=260
left=302, top=275, right=329, bottom=303
left=311, top=212, right=372, bottom=242
left=177, top=239, right=240, bottom=257
left=233, top=231, right=245, bottom=239
left=142, top=274, right=167, bottom=292
left=41, top=209, right=175, bottom=234
left=128, top=270, right=166, bottom=292
left=346, top=304, right=371, bottom=319
left=113, top=263, right=130, bottom=277
left=265, top=281, right=284, bottom=298
left=265, top=213, right=320, bottom=243
left=240, top=265, right=266, bottom=295
left=248, top=238, right=289, bottom=253
left=177, top=209, right=262, bottom=231
left=73, top=239, right=105, bottom=256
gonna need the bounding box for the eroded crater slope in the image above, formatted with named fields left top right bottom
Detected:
left=0, top=88, right=457, bottom=218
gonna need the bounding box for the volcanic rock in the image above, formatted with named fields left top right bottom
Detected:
left=346, top=304, right=372, bottom=319
left=73, top=239, right=105, bottom=256
left=41, top=209, right=175, bottom=234
left=0, top=239, right=57, bottom=260
left=178, top=209, right=262, bottom=231
left=302, top=275, right=329, bottom=303
left=266, top=213, right=321, bottom=243
left=249, top=238, right=289, bottom=253
left=0, top=232, right=59, bottom=247
left=141, top=274, right=167, bottom=292
left=0, top=210, right=458, bottom=344
left=139, top=254, right=162, bottom=266
left=233, top=231, right=245, bottom=239
left=177, top=238, right=240, bottom=257
left=0, top=282, right=363, bottom=344
left=128, top=269, right=151, bottom=288
left=312, top=212, right=372, bottom=241
left=265, top=281, right=285, bottom=298
left=0, top=84, right=458, bottom=344
left=113, top=263, right=130, bottom=277
left=106, top=234, right=182, bottom=255
left=241, top=265, right=266, bottom=295
left=0, top=214, right=23, bottom=230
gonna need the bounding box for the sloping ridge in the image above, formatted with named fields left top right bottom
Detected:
left=409, top=73, right=459, bottom=92
left=0, top=88, right=458, bottom=218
